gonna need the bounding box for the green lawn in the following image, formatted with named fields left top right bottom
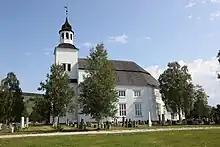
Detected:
left=0, top=129, right=220, bottom=147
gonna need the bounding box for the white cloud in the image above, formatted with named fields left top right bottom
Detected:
left=188, top=15, right=193, bottom=19
left=210, top=11, right=220, bottom=20
left=108, top=34, right=128, bottom=44
left=186, top=1, right=197, bottom=8
left=196, top=16, right=201, bottom=20
left=43, top=48, right=53, bottom=56
left=83, top=42, right=93, bottom=48
left=145, top=57, right=220, bottom=106
left=24, top=52, right=32, bottom=56
left=210, top=0, right=220, bottom=3
left=44, top=52, right=51, bottom=56
left=145, top=37, right=151, bottom=40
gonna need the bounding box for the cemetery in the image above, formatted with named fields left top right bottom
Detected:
left=0, top=114, right=220, bottom=136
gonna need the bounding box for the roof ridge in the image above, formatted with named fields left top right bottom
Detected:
left=79, top=57, right=135, bottom=62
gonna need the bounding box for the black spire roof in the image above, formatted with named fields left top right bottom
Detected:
left=59, top=17, right=74, bottom=34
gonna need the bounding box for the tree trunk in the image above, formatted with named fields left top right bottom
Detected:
left=57, top=116, right=60, bottom=126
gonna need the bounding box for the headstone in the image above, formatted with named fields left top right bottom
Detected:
left=128, top=119, right=132, bottom=127
left=55, top=117, right=59, bottom=127
left=66, top=119, right=69, bottom=126
left=116, top=119, right=118, bottom=127
left=11, top=126, right=14, bottom=133
left=162, top=114, right=165, bottom=126
left=100, top=121, right=104, bottom=129
left=132, top=120, right=136, bottom=128
left=10, top=124, right=14, bottom=133
left=158, top=114, right=161, bottom=123
left=26, top=117, right=29, bottom=128
left=106, top=121, right=109, bottom=129
left=79, top=118, right=84, bottom=130
left=0, top=123, right=2, bottom=130
left=21, top=117, right=25, bottom=129
left=125, top=119, right=128, bottom=127
left=148, top=111, right=152, bottom=127
left=122, top=117, right=125, bottom=127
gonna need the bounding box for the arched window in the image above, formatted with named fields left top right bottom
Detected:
left=70, top=34, right=73, bottom=40
left=66, top=33, right=69, bottom=39
left=61, top=33, right=64, bottom=39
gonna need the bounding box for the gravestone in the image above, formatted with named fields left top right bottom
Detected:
left=148, top=111, right=152, bottom=127
left=79, top=118, right=84, bottom=130
left=162, top=114, right=165, bottom=126
left=122, top=117, right=125, bottom=127
left=21, top=117, right=25, bottom=129
left=158, top=114, right=161, bottom=123
left=106, top=121, right=111, bottom=129
left=128, top=119, right=132, bottom=127
left=53, top=117, right=58, bottom=128
left=132, top=120, right=136, bottom=128
left=26, top=117, right=29, bottom=128
left=125, top=119, right=128, bottom=127
left=0, top=123, right=2, bottom=130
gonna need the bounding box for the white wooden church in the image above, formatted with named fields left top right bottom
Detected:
left=52, top=15, right=184, bottom=123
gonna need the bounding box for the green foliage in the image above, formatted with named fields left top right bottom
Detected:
left=30, top=96, right=50, bottom=122
left=78, top=43, right=118, bottom=123
left=38, top=64, right=75, bottom=124
left=0, top=72, right=24, bottom=123
left=158, top=62, right=194, bottom=120
left=210, top=105, right=220, bottom=123
left=191, top=85, right=209, bottom=118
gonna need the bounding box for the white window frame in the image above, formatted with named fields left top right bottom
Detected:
left=118, top=90, right=126, bottom=97
left=133, top=90, right=141, bottom=98
left=135, top=103, right=142, bottom=116
left=119, top=103, right=126, bottom=116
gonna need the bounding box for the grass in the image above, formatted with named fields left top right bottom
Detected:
left=0, top=129, right=220, bottom=146
left=0, top=124, right=218, bottom=135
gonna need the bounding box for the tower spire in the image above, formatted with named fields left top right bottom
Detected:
left=64, top=5, right=68, bottom=18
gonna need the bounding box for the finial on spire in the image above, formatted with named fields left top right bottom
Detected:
left=64, top=5, right=68, bottom=18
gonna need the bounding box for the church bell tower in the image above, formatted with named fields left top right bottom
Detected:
left=54, top=7, right=79, bottom=84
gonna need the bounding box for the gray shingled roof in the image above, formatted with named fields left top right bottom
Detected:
left=78, top=58, right=159, bottom=88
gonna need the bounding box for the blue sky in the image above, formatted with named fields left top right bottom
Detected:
left=1, top=0, right=220, bottom=99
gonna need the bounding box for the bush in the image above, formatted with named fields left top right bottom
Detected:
left=172, top=120, right=177, bottom=125
left=204, top=119, right=210, bottom=125
left=182, top=119, right=187, bottom=125
left=186, top=118, right=194, bottom=125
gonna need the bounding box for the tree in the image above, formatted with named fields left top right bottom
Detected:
left=217, top=50, right=220, bottom=79
left=0, top=72, right=24, bottom=124
left=29, top=96, right=49, bottom=122
left=209, top=105, right=220, bottom=124
left=158, top=62, right=194, bottom=121
left=38, top=64, right=75, bottom=125
left=183, top=82, right=195, bottom=118
left=78, top=43, right=118, bottom=128
left=191, top=85, right=209, bottom=118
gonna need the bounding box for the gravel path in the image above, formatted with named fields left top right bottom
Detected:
left=0, top=127, right=220, bottom=139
